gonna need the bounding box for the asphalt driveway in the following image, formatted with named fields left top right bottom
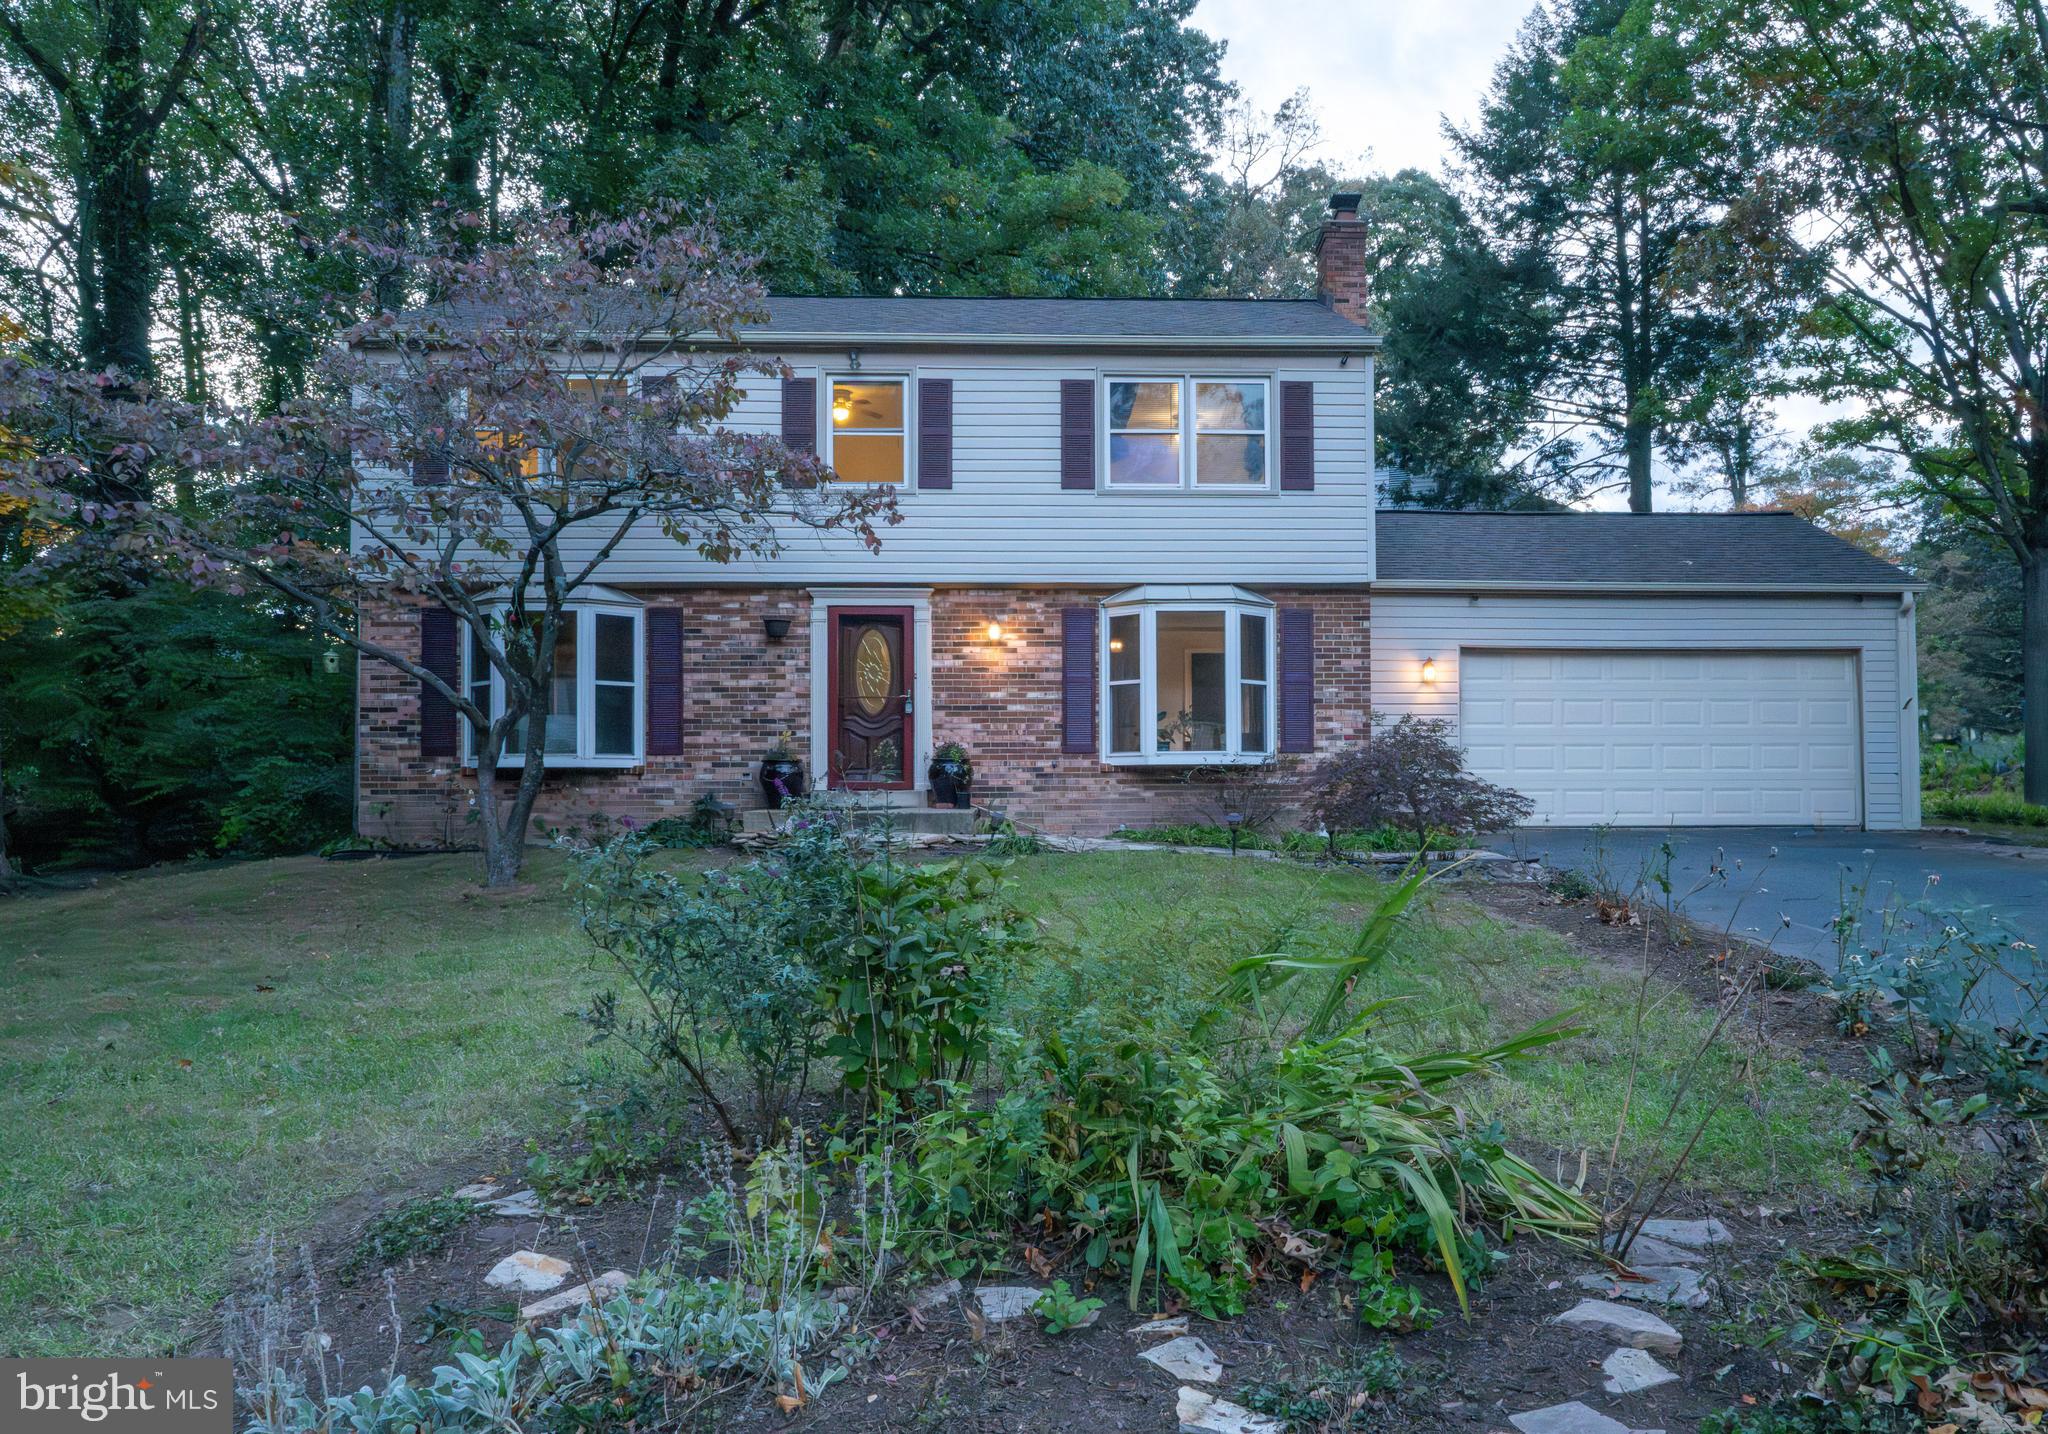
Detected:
left=1484, top=826, right=2045, bottom=984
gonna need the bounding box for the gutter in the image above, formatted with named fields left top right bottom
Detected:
left=359, top=329, right=1381, bottom=355
left=1367, top=579, right=1927, bottom=595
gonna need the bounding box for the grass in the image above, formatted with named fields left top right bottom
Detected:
left=1113, top=822, right=1457, bottom=853
left=0, top=846, right=1852, bottom=1356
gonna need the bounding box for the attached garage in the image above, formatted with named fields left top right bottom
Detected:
left=1370, top=512, right=1923, bottom=831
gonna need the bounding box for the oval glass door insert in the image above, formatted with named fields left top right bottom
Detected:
left=854, top=628, right=893, bottom=715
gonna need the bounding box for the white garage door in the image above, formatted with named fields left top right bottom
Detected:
left=1459, top=650, right=1863, bottom=827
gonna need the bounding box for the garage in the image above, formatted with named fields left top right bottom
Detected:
left=1368, top=511, right=1924, bottom=831
left=1456, top=649, right=1863, bottom=827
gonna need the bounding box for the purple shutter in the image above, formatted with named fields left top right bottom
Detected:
left=917, top=378, right=953, bottom=490
left=1059, top=379, right=1095, bottom=491
left=1061, top=606, right=1098, bottom=754
left=1278, top=607, right=1315, bottom=753
left=1279, top=381, right=1315, bottom=491
left=411, top=450, right=450, bottom=484
left=781, top=375, right=816, bottom=453
left=645, top=609, right=684, bottom=756
left=419, top=607, right=459, bottom=757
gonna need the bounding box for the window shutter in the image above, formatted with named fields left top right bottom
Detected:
left=781, top=375, right=816, bottom=453
left=419, top=607, right=459, bottom=758
left=411, top=450, right=450, bottom=484
left=1061, top=606, right=1098, bottom=754
left=1278, top=606, right=1315, bottom=753
left=1279, top=381, right=1315, bottom=492
left=1059, top=379, right=1095, bottom=491
left=645, top=609, right=684, bottom=756
left=917, top=378, right=953, bottom=490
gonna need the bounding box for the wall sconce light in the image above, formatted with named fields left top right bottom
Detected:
left=763, top=615, right=792, bottom=642
left=985, top=620, right=1005, bottom=642
left=1420, top=656, right=1438, bottom=684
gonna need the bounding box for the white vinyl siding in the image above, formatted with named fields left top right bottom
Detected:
left=445, top=350, right=1372, bottom=585
left=1371, top=592, right=1920, bottom=831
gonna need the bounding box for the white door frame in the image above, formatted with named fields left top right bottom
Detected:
left=807, top=587, right=934, bottom=794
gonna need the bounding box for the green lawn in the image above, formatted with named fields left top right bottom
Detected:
left=0, top=848, right=1852, bottom=1356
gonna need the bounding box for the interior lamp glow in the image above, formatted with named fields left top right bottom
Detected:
left=1108, top=637, right=1124, bottom=653
left=1420, top=657, right=1438, bottom=684
left=831, top=399, right=852, bottom=424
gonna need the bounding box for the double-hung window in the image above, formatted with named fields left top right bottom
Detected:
left=827, top=378, right=907, bottom=483
left=1105, top=377, right=1270, bottom=490
left=1100, top=586, right=1276, bottom=765
left=463, top=589, right=644, bottom=767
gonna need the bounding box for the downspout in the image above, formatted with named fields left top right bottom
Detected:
left=1898, top=591, right=1920, bottom=830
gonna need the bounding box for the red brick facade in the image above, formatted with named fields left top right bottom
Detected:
left=355, top=586, right=1370, bottom=843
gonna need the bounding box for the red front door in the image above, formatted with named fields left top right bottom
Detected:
left=828, top=607, right=914, bottom=790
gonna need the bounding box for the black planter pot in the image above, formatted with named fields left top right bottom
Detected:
left=760, top=755, right=806, bottom=809
left=929, top=756, right=973, bottom=809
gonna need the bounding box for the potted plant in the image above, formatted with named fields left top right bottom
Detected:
left=759, top=731, right=805, bottom=808
left=928, top=741, right=973, bottom=808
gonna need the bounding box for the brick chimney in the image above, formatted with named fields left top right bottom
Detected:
left=1315, top=191, right=1370, bottom=326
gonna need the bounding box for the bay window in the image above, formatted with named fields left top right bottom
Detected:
left=464, top=589, right=644, bottom=767
left=1100, top=586, right=1275, bottom=764
left=1105, top=377, right=1270, bottom=489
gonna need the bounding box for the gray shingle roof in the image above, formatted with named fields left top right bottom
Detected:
left=745, top=295, right=1369, bottom=343
left=1375, top=510, right=1918, bottom=590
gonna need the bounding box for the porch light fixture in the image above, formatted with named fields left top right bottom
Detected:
left=763, top=614, right=792, bottom=642
left=1420, top=656, right=1438, bottom=684
left=985, top=620, right=1005, bottom=642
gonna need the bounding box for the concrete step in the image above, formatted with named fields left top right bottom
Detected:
left=740, top=805, right=981, bottom=836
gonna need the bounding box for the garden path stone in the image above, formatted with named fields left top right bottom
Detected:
left=908, top=1278, right=961, bottom=1312
left=972, top=1285, right=1043, bottom=1323
left=1634, top=1217, right=1731, bottom=1248
left=1175, top=1387, right=1285, bottom=1434
left=1550, top=1299, right=1683, bottom=1352
left=1140, top=1336, right=1223, bottom=1383
left=484, top=1251, right=572, bottom=1293
left=1601, top=1233, right=1702, bottom=1267
left=1508, top=1401, right=1633, bottom=1434
left=453, top=1181, right=502, bottom=1201
left=482, top=1190, right=544, bottom=1218
left=1602, top=1348, right=1680, bottom=1395
left=1575, top=1264, right=1712, bottom=1308
left=1128, top=1315, right=1190, bottom=1338
left=518, top=1270, right=628, bottom=1323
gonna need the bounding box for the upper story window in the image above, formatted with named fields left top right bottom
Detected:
left=1101, top=585, right=1274, bottom=765
left=828, top=378, right=906, bottom=484
left=464, top=589, right=643, bottom=768
left=1106, top=377, right=1270, bottom=490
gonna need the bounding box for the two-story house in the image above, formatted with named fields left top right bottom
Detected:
left=355, top=194, right=1923, bottom=841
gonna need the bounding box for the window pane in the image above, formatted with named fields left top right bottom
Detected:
left=1239, top=613, right=1268, bottom=681
left=1110, top=683, right=1141, bottom=755
left=1109, top=613, right=1140, bottom=681
left=594, top=683, right=634, bottom=756
left=595, top=613, right=634, bottom=682
left=1196, top=381, right=1265, bottom=430
left=1109, top=380, right=1179, bottom=430
left=1242, top=682, right=1269, bottom=754
left=509, top=624, right=578, bottom=754
left=1155, top=611, right=1225, bottom=752
left=1109, top=432, right=1181, bottom=485
left=831, top=433, right=904, bottom=484
left=1195, top=433, right=1266, bottom=485
left=831, top=381, right=903, bottom=430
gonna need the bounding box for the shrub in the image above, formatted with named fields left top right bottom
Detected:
left=1307, top=717, right=1533, bottom=843
left=1923, top=790, right=2048, bottom=827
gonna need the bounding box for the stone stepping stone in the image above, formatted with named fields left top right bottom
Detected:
left=1601, top=1232, right=1703, bottom=1268
left=519, top=1270, right=628, bottom=1323
left=1634, top=1217, right=1731, bottom=1248
left=481, top=1189, right=544, bottom=1219
left=1603, top=1347, right=1680, bottom=1395
left=972, top=1285, right=1043, bottom=1323
left=452, top=1181, right=502, bottom=1201
left=1176, top=1387, right=1285, bottom=1434
left=1128, top=1314, right=1190, bottom=1338
left=908, top=1278, right=961, bottom=1312
left=1140, top=1335, right=1223, bottom=1383
left=1509, top=1402, right=1634, bottom=1434
left=1551, top=1298, right=1683, bottom=1353
left=484, top=1250, right=572, bottom=1293
left=1576, top=1264, right=1712, bottom=1309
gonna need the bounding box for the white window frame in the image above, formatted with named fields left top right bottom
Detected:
left=462, top=591, right=645, bottom=769
left=1100, top=585, right=1277, bottom=766
left=824, top=374, right=909, bottom=486
left=1102, top=376, right=1273, bottom=492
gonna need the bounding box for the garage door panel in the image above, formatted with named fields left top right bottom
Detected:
left=1458, top=649, right=1861, bottom=827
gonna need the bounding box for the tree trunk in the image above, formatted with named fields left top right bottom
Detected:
left=78, top=0, right=159, bottom=387
left=367, top=0, right=417, bottom=311
left=1626, top=419, right=1654, bottom=514
left=2024, top=551, right=2047, bottom=808
left=0, top=751, right=14, bottom=887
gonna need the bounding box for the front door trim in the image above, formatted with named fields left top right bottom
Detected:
left=807, top=588, right=934, bottom=795
left=828, top=605, right=916, bottom=790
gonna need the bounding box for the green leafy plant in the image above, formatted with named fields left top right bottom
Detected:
left=524, top=1091, right=671, bottom=1205
left=343, top=1195, right=478, bottom=1278
left=1240, top=1343, right=1404, bottom=1428
left=1032, top=1280, right=1104, bottom=1334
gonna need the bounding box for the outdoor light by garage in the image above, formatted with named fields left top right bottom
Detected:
left=1420, top=656, right=1438, bottom=684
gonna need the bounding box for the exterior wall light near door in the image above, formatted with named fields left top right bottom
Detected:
left=763, top=615, right=792, bottom=642
left=985, top=620, right=1005, bottom=642
left=1420, top=656, right=1438, bottom=684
